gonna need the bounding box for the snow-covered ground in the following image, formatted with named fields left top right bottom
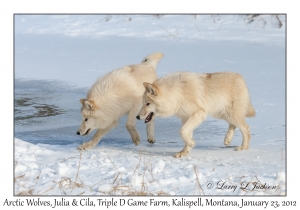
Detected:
left=14, top=15, right=286, bottom=196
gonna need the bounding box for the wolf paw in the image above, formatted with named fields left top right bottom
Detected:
left=174, top=151, right=189, bottom=158
left=132, top=136, right=140, bottom=146
left=235, top=145, right=249, bottom=151
left=147, top=138, right=155, bottom=144
left=224, top=140, right=231, bottom=146
left=224, top=136, right=234, bottom=146
left=78, top=142, right=94, bottom=150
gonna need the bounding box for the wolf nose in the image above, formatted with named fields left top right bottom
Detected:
left=136, top=116, right=140, bottom=120
left=76, top=131, right=80, bottom=135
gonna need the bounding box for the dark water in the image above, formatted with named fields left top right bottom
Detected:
left=14, top=79, right=90, bottom=145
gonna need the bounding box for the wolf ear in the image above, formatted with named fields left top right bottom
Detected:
left=143, top=82, right=157, bottom=96
left=84, top=100, right=94, bottom=110
left=79, top=99, right=85, bottom=105
left=80, top=99, right=95, bottom=110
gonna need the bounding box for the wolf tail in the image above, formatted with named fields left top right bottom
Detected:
left=141, top=52, right=164, bottom=68
left=246, top=102, right=256, bottom=117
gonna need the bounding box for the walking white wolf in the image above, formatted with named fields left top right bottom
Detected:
left=136, top=72, right=255, bottom=158
left=77, top=52, right=164, bottom=150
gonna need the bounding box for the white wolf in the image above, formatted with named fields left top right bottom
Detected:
left=77, top=52, right=164, bottom=150
left=136, top=72, right=255, bottom=158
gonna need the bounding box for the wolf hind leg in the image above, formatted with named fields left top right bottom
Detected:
left=174, top=111, right=206, bottom=158
left=78, top=121, right=118, bottom=150
left=224, top=124, right=236, bottom=146
left=233, top=118, right=250, bottom=150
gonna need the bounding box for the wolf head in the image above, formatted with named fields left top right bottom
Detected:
left=76, top=99, right=111, bottom=136
left=136, top=82, right=162, bottom=123
left=140, top=52, right=164, bottom=68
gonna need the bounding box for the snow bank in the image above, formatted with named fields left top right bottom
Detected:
left=14, top=138, right=285, bottom=195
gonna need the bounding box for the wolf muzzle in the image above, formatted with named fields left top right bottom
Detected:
left=136, top=116, right=140, bottom=120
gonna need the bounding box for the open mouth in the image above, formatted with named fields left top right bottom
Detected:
left=145, top=112, right=154, bottom=123
left=83, top=128, right=90, bottom=136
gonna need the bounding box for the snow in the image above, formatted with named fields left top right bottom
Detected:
left=13, top=14, right=286, bottom=196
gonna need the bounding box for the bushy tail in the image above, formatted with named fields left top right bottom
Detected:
left=141, top=52, right=164, bottom=68
left=246, top=102, right=256, bottom=117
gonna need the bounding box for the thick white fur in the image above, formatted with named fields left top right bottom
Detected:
left=77, top=52, right=164, bottom=150
left=137, top=72, right=255, bottom=158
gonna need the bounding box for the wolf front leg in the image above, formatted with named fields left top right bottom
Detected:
left=78, top=121, right=118, bottom=150
left=146, top=119, right=155, bottom=144
left=126, top=100, right=142, bottom=146
left=174, top=110, right=207, bottom=158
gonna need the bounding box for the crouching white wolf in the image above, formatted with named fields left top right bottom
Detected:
left=136, top=72, right=255, bottom=158
left=77, top=52, right=164, bottom=150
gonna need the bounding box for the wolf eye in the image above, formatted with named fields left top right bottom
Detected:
left=146, top=103, right=150, bottom=106
left=85, top=118, right=88, bottom=121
